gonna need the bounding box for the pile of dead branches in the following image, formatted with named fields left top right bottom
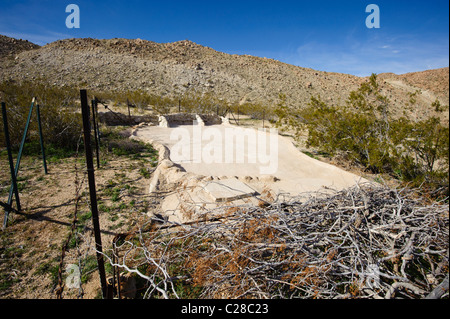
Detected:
left=103, top=183, right=449, bottom=299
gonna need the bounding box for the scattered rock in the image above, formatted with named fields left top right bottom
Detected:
left=0, top=35, right=447, bottom=120
left=160, top=159, right=174, bottom=169
left=119, top=273, right=136, bottom=299
left=159, top=116, right=169, bottom=128
left=239, top=176, right=254, bottom=183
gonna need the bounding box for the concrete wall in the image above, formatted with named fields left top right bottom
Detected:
left=161, top=113, right=222, bottom=127
left=99, top=112, right=222, bottom=127
left=98, top=112, right=159, bottom=126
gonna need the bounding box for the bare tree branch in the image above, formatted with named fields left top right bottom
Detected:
left=103, top=183, right=449, bottom=299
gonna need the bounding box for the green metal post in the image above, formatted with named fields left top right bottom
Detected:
left=1, top=103, right=21, bottom=223
left=91, top=99, right=100, bottom=169
left=80, top=90, right=108, bottom=299
left=93, top=98, right=101, bottom=144
left=36, top=104, right=48, bottom=174
left=3, top=97, right=35, bottom=228
left=14, top=97, right=35, bottom=176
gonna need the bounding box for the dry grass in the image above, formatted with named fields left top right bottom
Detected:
left=0, top=142, right=159, bottom=299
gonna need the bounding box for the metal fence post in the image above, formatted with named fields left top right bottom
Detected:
left=263, top=110, right=265, bottom=129
left=237, top=106, right=240, bottom=125
left=1, top=102, right=21, bottom=222
left=127, top=98, right=131, bottom=119
left=91, top=99, right=100, bottom=169
left=93, top=98, right=101, bottom=144
left=14, top=97, right=35, bottom=174
left=3, top=98, right=35, bottom=228
left=80, top=89, right=108, bottom=299
left=36, top=104, right=48, bottom=174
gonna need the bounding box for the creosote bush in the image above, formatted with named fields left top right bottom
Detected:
left=94, top=88, right=233, bottom=116
left=94, top=87, right=276, bottom=121
left=275, top=74, right=449, bottom=196
left=0, top=80, right=81, bottom=153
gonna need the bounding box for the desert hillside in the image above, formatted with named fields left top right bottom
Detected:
left=379, top=67, right=449, bottom=101
left=0, top=35, right=448, bottom=121
left=0, top=35, right=40, bottom=58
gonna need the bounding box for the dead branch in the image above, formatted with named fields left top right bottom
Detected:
left=104, top=184, right=449, bottom=299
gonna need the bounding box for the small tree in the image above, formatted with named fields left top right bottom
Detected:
left=275, top=74, right=449, bottom=195
left=392, top=116, right=449, bottom=190
left=0, top=80, right=81, bottom=150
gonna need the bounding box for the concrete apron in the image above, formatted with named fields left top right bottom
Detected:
left=131, top=122, right=371, bottom=224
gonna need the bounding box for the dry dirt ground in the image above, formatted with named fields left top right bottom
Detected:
left=0, top=113, right=382, bottom=299
left=0, top=145, right=161, bottom=299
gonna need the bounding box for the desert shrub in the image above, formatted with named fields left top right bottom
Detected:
left=124, top=89, right=152, bottom=111
left=275, top=74, right=449, bottom=195
left=0, top=80, right=82, bottom=152
left=179, top=90, right=229, bottom=115
left=91, top=88, right=277, bottom=121
left=301, top=97, right=393, bottom=173
left=152, top=95, right=176, bottom=115
left=390, top=116, right=449, bottom=191
left=108, top=139, right=152, bottom=156
left=101, top=127, right=157, bottom=158
left=94, top=89, right=234, bottom=116
left=236, top=101, right=274, bottom=121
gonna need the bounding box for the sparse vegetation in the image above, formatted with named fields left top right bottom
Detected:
left=0, top=113, right=159, bottom=298
left=0, top=80, right=82, bottom=157
left=1, top=34, right=448, bottom=300
left=275, top=74, right=449, bottom=197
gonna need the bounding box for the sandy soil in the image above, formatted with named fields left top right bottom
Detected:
left=0, top=151, right=158, bottom=299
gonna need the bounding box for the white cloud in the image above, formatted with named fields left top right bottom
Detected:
left=286, top=32, right=449, bottom=76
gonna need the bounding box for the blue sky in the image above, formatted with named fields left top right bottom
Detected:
left=0, top=0, right=448, bottom=76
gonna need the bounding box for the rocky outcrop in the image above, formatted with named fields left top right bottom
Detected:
left=0, top=35, right=40, bottom=59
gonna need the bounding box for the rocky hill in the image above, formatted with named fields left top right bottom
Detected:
left=0, top=35, right=448, bottom=121
left=0, top=35, right=40, bottom=58
left=379, top=68, right=449, bottom=103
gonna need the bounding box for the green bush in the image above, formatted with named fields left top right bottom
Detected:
left=391, top=116, right=449, bottom=190
left=275, top=74, right=449, bottom=196
left=0, top=80, right=82, bottom=152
